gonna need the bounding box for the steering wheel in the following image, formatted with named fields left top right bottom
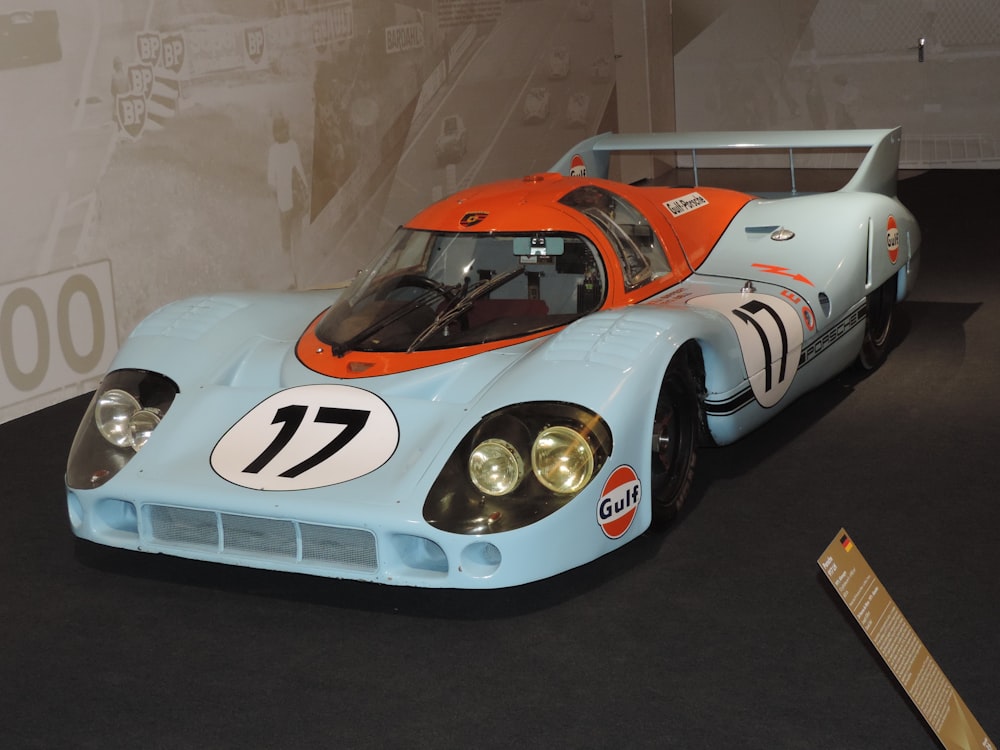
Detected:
left=379, top=274, right=458, bottom=304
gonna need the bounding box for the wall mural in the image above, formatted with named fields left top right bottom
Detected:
left=0, top=0, right=614, bottom=423
left=10, top=0, right=994, bottom=422
left=674, top=0, right=1000, bottom=169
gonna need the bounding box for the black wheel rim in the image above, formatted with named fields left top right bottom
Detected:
left=651, top=371, right=697, bottom=514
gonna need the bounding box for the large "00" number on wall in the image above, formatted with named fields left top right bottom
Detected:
left=0, top=261, right=117, bottom=410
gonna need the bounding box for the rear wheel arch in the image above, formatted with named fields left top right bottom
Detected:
left=857, top=271, right=898, bottom=371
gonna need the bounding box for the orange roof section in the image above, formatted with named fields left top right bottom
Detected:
left=405, top=173, right=599, bottom=234
left=297, top=172, right=754, bottom=379
left=635, top=185, right=755, bottom=272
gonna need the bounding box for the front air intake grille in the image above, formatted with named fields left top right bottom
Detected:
left=144, top=505, right=378, bottom=573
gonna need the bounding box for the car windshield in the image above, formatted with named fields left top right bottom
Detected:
left=315, top=228, right=607, bottom=354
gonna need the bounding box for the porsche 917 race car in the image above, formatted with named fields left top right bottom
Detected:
left=66, top=128, right=920, bottom=588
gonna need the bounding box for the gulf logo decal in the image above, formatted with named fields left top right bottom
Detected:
left=598, top=465, right=641, bottom=539
left=211, top=385, right=399, bottom=491
left=886, top=215, right=900, bottom=264
left=569, top=154, right=587, bottom=176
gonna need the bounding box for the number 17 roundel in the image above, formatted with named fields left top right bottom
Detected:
left=688, top=293, right=804, bottom=408
left=211, top=385, right=399, bottom=491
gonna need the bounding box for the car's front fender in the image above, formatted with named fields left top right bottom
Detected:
left=107, top=291, right=338, bottom=391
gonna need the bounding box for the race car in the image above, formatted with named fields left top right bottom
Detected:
left=66, top=128, right=920, bottom=589
left=434, top=114, right=467, bottom=165
left=566, top=91, right=590, bottom=127
left=547, top=46, right=570, bottom=79
left=522, top=86, right=551, bottom=123
left=0, top=8, right=61, bottom=68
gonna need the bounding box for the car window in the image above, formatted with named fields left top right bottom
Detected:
left=315, top=229, right=608, bottom=353
left=559, top=186, right=670, bottom=290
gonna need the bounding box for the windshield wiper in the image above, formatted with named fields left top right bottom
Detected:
left=407, top=266, right=526, bottom=352
left=329, top=287, right=444, bottom=357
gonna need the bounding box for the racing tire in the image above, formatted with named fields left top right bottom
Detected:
left=649, top=349, right=700, bottom=529
left=858, top=274, right=896, bottom=370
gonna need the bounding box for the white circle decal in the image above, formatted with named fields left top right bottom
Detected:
left=688, top=293, right=804, bottom=408
left=211, top=385, right=399, bottom=491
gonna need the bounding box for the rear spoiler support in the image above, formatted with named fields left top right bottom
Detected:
left=549, top=127, right=904, bottom=197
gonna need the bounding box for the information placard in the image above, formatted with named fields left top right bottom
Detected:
left=818, top=529, right=994, bottom=749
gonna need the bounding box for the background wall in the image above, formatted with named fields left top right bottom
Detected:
left=0, top=0, right=628, bottom=423
left=673, top=0, right=1000, bottom=168
left=2, top=0, right=997, bottom=424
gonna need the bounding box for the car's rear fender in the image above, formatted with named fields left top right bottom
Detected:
left=702, top=192, right=920, bottom=317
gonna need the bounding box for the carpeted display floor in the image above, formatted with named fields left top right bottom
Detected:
left=2, top=170, right=997, bottom=749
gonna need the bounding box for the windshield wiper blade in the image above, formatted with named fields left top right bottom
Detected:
left=407, top=266, right=526, bottom=352
left=330, top=288, right=443, bottom=357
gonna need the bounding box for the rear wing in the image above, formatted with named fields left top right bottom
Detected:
left=550, top=128, right=904, bottom=197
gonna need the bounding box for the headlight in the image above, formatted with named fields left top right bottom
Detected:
left=128, top=408, right=163, bottom=451
left=95, top=388, right=141, bottom=447
left=423, top=403, right=612, bottom=534
left=94, top=388, right=164, bottom=453
left=469, top=439, right=524, bottom=496
left=532, top=426, right=594, bottom=495
left=66, top=370, right=179, bottom=489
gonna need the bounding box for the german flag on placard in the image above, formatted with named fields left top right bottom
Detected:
left=840, top=534, right=854, bottom=552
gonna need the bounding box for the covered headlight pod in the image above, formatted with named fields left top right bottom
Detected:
left=66, top=369, right=179, bottom=489
left=423, top=403, right=611, bottom=534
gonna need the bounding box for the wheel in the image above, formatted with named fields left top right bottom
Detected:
left=649, top=349, right=700, bottom=529
left=858, top=274, right=896, bottom=370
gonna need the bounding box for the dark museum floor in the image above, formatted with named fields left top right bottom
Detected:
left=2, top=169, right=997, bottom=749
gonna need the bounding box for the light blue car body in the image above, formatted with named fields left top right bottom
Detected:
left=66, top=129, right=920, bottom=588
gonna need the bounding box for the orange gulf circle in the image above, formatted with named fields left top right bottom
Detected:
left=803, top=305, right=816, bottom=331
left=598, top=464, right=641, bottom=539
left=886, top=215, right=900, bottom=264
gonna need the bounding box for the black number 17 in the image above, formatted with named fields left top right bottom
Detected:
left=243, top=404, right=371, bottom=479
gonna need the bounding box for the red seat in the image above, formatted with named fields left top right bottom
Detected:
left=466, top=298, right=549, bottom=327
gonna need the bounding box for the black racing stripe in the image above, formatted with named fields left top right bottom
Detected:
left=704, top=388, right=754, bottom=416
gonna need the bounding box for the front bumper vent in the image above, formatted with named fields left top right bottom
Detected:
left=144, top=505, right=378, bottom=573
